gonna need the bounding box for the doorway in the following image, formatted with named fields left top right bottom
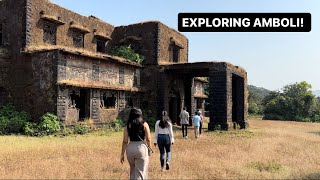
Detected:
left=232, top=75, right=245, bottom=128
left=78, top=89, right=90, bottom=120
left=169, top=96, right=181, bottom=125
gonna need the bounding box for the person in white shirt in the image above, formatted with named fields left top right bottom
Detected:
left=154, top=111, right=174, bottom=171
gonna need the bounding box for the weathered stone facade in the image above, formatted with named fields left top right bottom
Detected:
left=0, top=0, right=247, bottom=130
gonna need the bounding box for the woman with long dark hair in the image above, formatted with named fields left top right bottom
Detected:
left=120, top=108, right=152, bottom=179
left=154, top=111, right=174, bottom=171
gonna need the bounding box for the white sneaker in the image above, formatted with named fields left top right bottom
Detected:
left=185, top=136, right=188, bottom=139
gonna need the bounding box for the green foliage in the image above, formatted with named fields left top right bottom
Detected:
left=39, top=113, right=61, bottom=135
left=248, top=85, right=271, bottom=115
left=142, top=110, right=157, bottom=130
left=0, top=104, right=16, bottom=117
left=111, top=45, right=144, bottom=63
left=213, top=124, right=222, bottom=131
left=0, top=116, right=9, bottom=135
left=248, top=85, right=271, bottom=99
left=60, top=125, right=74, bottom=136
left=111, top=117, right=124, bottom=132
left=23, top=122, right=39, bottom=136
left=248, top=101, right=260, bottom=115
left=22, top=113, right=61, bottom=136
left=262, top=81, right=320, bottom=122
left=0, top=104, right=31, bottom=134
left=73, top=123, right=90, bottom=135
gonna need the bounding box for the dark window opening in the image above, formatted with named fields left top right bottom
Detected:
left=196, top=99, right=203, bottom=109
left=169, top=45, right=180, bottom=62
left=119, top=66, right=124, bottom=84
left=43, top=22, right=57, bottom=45
left=73, top=30, right=84, bottom=48
left=103, top=93, right=116, bottom=109
left=125, top=94, right=133, bottom=108
left=70, top=89, right=89, bottom=120
left=96, top=38, right=108, bottom=53
left=129, top=42, right=142, bottom=54
left=70, top=90, right=79, bottom=107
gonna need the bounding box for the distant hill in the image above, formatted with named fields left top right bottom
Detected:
left=248, top=85, right=271, bottom=100
left=248, top=85, right=271, bottom=114
left=313, top=90, right=320, bottom=97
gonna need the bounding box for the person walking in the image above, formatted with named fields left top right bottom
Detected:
left=192, top=111, right=201, bottom=140
left=197, top=110, right=204, bottom=136
left=120, top=108, right=152, bottom=180
left=179, top=107, right=190, bottom=139
left=154, top=111, right=174, bottom=171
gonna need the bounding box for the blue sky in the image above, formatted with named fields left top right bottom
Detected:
left=51, top=0, right=320, bottom=91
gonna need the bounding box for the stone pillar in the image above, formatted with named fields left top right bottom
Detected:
left=118, top=91, right=126, bottom=111
left=92, top=61, right=100, bottom=82
left=57, top=86, right=68, bottom=123
left=208, top=70, right=231, bottom=130
left=91, top=89, right=100, bottom=122
left=244, top=72, right=248, bottom=127
left=184, top=77, right=193, bottom=125
left=57, top=58, right=66, bottom=82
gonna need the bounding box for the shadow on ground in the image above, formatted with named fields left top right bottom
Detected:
left=308, top=131, right=320, bottom=136
left=303, top=173, right=320, bottom=179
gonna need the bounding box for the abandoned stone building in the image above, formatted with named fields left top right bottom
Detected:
left=0, top=0, right=248, bottom=130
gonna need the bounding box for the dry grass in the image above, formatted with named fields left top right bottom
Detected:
left=0, top=118, right=320, bottom=179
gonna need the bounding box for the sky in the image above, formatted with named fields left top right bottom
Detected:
left=51, top=0, right=320, bottom=91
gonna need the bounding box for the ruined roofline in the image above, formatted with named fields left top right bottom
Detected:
left=159, top=61, right=246, bottom=73
left=46, top=0, right=114, bottom=28
left=57, top=80, right=145, bottom=92
left=47, top=0, right=184, bottom=39
left=116, top=20, right=188, bottom=39
left=22, top=46, right=143, bottom=67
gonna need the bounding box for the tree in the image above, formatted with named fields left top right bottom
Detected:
left=248, top=85, right=270, bottom=115
left=262, top=81, right=319, bottom=121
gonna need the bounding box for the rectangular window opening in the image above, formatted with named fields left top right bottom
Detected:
left=102, top=92, right=117, bottom=109
left=169, top=45, right=180, bottom=62
left=196, top=99, right=203, bottom=109
left=125, top=94, right=133, bottom=108
left=73, top=30, right=84, bottom=48
left=43, top=22, right=57, bottom=45
left=96, top=38, right=108, bottom=53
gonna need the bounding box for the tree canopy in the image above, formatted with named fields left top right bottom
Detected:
left=248, top=85, right=270, bottom=115
left=262, top=81, right=320, bottom=122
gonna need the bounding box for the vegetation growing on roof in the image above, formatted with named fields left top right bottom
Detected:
left=111, top=45, right=144, bottom=64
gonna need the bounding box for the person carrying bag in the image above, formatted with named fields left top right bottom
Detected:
left=120, top=108, right=152, bottom=179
